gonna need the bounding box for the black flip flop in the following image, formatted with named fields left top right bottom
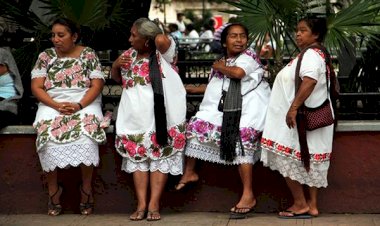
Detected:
left=278, top=210, right=312, bottom=219
left=229, top=206, right=254, bottom=219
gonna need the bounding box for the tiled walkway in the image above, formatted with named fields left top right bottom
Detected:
left=1, top=212, right=379, bottom=226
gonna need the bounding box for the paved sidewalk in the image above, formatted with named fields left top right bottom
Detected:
left=1, top=212, right=379, bottom=226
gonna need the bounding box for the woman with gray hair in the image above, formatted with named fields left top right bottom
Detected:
left=0, top=47, right=23, bottom=128
left=111, top=18, right=186, bottom=221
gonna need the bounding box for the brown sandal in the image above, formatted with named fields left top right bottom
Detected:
left=79, top=185, right=94, bottom=215
left=48, top=186, right=63, bottom=216
left=146, top=210, right=161, bottom=221
left=129, top=210, right=146, bottom=221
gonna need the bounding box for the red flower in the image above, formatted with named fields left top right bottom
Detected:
left=137, top=146, right=146, bottom=156
left=127, top=79, right=134, bottom=87
left=173, top=133, right=186, bottom=149
left=152, top=148, right=160, bottom=157
left=168, top=127, right=178, bottom=138
left=151, top=133, right=158, bottom=146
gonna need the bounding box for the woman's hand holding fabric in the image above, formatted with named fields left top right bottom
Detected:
left=212, top=59, right=245, bottom=79
left=111, top=55, right=131, bottom=83
left=114, top=55, right=132, bottom=69
left=212, top=59, right=226, bottom=72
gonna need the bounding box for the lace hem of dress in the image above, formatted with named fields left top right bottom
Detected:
left=185, top=139, right=260, bottom=165
left=38, top=140, right=99, bottom=172
left=121, top=151, right=183, bottom=175
left=261, top=149, right=329, bottom=188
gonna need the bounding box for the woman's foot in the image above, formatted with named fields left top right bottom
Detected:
left=130, top=210, right=146, bottom=221
left=79, top=185, right=94, bottom=215
left=308, top=201, right=319, bottom=217
left=146, top=210, right=161, bottom=221
left=230, top=198, right=256, bottom=213
left=279, top=204, right=310, bottom=218
left=175, top=173, right=199, bottom=191
left=48, top=186, right=63, bottom=216
left=229, top=198, right=256, bottom=219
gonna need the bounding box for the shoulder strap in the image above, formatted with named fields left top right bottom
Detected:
left=294, top=44, right=331, bottom=97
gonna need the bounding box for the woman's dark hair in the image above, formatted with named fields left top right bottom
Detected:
left=186, top=23, right=195, bottom=32
left=299, top=16, right=327, bottom=43
left=51, top=18, right=81, bottom=43
left=168, top=23, right=179, bottom=32
left=220, top=23, right=249, bottom=56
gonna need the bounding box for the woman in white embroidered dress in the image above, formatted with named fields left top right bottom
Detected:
left=176, top=23, right=271, bottom=219
left=31, top=18, right=107, bottom=216
left=111, top=18, right=186, bottom=221
left=260, top=17, right=335, bottom=218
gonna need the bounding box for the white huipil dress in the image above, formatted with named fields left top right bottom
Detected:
left=115, top=38, right=187, bottom=175
left=260, top=48, right=334, bottom=188
left=31, top=47, right=108, bottom=172
left=185, top=48, right=271, bottom=165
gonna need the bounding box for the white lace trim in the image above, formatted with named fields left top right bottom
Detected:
left=184, top=139, right=260, bottom=165
left=261, top=149, right=329, bottom=188
left=89, top=72, right=106, bottom=80
left=38, top=136, right=99, bottom=172
left=121, top=151, right=183, bottom=175
left=31, top=73, right=46, bottom=79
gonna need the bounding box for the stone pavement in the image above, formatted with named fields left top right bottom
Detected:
left=1, top=212, right=379, bottom=226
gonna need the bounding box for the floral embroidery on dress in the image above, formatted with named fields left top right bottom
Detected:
left=186, top=117, right=262, bottom=149
left=115, top=122, right=186, bottom=161
left=34, top=113, right=107, bottom=150
left=261, top=137, right=331, bottom=163
left=120, top=48, right=165, bottom=89
left=32, top=47, right=104, bottom=90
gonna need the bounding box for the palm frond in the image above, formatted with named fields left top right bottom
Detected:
left=0, top=0, right=47, bottom=32
left=222, top=0, right=301, bottom=59
left=325, top=0, right=380, bottom=52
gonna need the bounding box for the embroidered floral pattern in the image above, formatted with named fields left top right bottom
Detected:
left=115, top=122, right=186, bottom=161
left=261, top=137, right=331, bottom=163
left=32, top=47, right=103, bottom=91
left=120, top=48, right=164, bottom=89
left=34, top=113, right=107, bottom=150
left=186, top=117, right=262, bottom=149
